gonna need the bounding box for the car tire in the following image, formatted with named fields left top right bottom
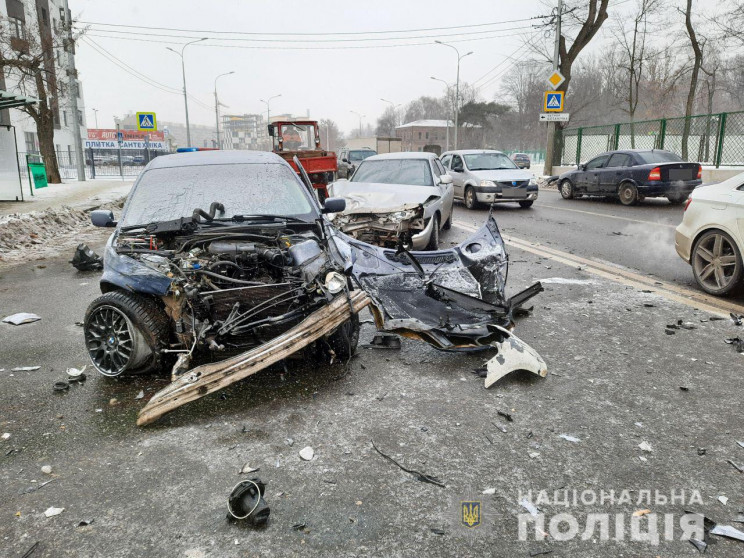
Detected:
left=519, top=200, right=534, bottom=209
left=425, top=214, right=440, bottom=250
left=667, top=193, right=686, bottom=205
left=443, top=212, right=452, bottom=230
left=84, top=291, right=170, bottom=377
left=618, top=182, right=639, bottom=206
left=464, top=186, right=479, bottom=210
left=560, top=179, right=574, bottom=200
left=327, top=312, right=360, bottom=362
left=691, top=230, right=743, bottom=296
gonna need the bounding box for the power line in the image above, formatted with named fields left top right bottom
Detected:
left=472, top=32, right=542, bottom=86
left=83, top=28, right=536, bottom=51
left=75, top=15, right=548, bottom=37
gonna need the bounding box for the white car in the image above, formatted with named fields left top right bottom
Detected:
left=675, top=172, right=744, bottom=295
left=328, top=152, right=455, bottom=250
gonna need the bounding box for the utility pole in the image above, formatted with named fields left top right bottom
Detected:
left=214, top=71, right=234, bottom=149
left=167, top=38, right=207, bottom=148
left=544, top=0, right=563, bottom=176
left=91, top=108, right=99, bottom=129
left=350, top=111, right=365, bottom=137
left=63, top=0, right=85, bottom=181
left=435, top=41, right=472, bottom=150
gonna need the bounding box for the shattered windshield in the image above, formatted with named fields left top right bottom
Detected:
left=464, top=153, right=517, bottom=171
left=351, top=159, right=434, bottom=186
left=120, top=163, right=314, bottom=226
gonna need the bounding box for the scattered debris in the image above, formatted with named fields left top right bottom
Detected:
left=497, top=410, right=514, bottom=422
left=724, top=337, right=744, bottom=353
left=226, top=478, right=270, bottom=527
left=299, top=447, right=314, bottom=461
left=633, top=509, right=652, bottom=517
left=430, top=528, right=445, bottom=535
left=240, top=464, right=259, bottom=475
left=2, top=312, right=41, bottom=325
left=12, top=366, right=40, bottom=371
left=521, top=499, right=540, bottom=517
left=688, top=538, right=707, bottom=552
left=529, top=550, right=553, bottom=557
left=20, top=542, right=39, bottom=558
left=559, top=434, right=580, bottom=443
left=285, top=438, right=294, bottom=447
left=1, top=433, right=10, bottom=440
left=719, top=496, right=729, bottom=505
left=43, top=507, right=64, bottom=518
left=710, top=524, right=744, bottom=542
left=135, top=390, right=144, bottom=400
left=727, top=460, right=743, bottom=473
left=738, top=441, right=744, bottom=449
left=638, top=441, right=653, bottom=453
left=41, top=465, right=52, bottom=475
left=70, top=243, right=103, bottom=271
left=731, top=313, right=744, bottom=326
left=66, top=366, right=86, bottom=379
left=680, top=386, right=690, bottom=392
left=109, top=398, right=119, bottom=406
left=482, top=488, right=496, bottom=495
left=53, top=381, right=70, bottom=392
left=364, top=334, right=401, bottom=350
left=372, top=441, right=445, bottom=488
left=77, top=519, right=94, bottom=527
left=529, top=452, right=541, bottom=459
left=292, top=522, right=307, bottom=531
left=697, top=448, right=706, bottom=456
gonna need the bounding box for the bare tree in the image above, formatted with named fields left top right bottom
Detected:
left=0, top=9, right=78, bottom=183
left=611, top=0, right=659, bottom=146
left=376, top=106, right=397, bottom=136
left=681, top=0, right=704, bottom=160
left=318, top=119, right=344, bottom=152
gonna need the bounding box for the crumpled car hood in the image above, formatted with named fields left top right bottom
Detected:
left=328, top=181, right=439, bottom=214
left=470, top=169, right=533, bottom=182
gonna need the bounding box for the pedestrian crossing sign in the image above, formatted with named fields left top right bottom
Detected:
left=544, top=91, right=564, bottom=112
left=136, top=112, right=157, bottom=131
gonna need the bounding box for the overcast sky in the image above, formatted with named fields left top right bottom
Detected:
left=71, top=0, right=642, bottom=134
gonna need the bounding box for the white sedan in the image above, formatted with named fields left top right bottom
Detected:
left=675, top=172, right=744, bottom=295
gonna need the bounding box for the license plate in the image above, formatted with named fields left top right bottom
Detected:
left=669, top=169, right=693, bottom=181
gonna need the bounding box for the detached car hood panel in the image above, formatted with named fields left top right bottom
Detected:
left=329, top=181, right=440, bottom=214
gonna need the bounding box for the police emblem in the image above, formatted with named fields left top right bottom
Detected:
left=461, top=501, right=481, bottom=528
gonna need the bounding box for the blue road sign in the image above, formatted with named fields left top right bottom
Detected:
left=117, top=131, right=123, bottom=143
left=136, top=112, right=157, bottom=131
left=544, top=91, right=564, bottom=112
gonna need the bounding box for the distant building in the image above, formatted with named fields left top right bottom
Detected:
left=395, top=120, right=453, bottom=154
left=221, top=113, right=268, bottom=150
left=117, top=113, right=216, bottom=150
left=1, top=0, right=87, bottom=161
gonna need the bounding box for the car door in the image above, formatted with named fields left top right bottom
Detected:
left=600, top=153, right=631, bottom=194
left=581, top=154, right=610, bottom=194
left=432, top=158, right=454, bottom=224
left=450, top=154, right=466, bottom=198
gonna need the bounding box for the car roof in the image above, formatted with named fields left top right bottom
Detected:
left=441, top=149, right=506, bottom=156
left=365, top=151, right=438, bottom=161
left=146, top=150, right=287, bottom=170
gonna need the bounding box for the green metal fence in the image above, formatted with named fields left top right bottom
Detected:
left=557, top=110, right=744, bottom=168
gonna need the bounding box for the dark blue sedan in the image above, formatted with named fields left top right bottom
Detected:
left=558, top=149, right=702, bottom=205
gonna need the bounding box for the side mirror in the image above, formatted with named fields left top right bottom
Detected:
left=439, top=174, right=453, bottom=185
left=267, top=124, right=274, bottom=137
left=578, top=163, right=586, bottom=171
left=321, top=197, right=346, bottom=214
left=91, top=209, right=116, bottom=228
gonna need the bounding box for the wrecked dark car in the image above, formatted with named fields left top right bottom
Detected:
left=83, top=151, right=546, bottom=426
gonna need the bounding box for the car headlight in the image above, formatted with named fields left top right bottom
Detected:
left=324, top=271, right=346, bottom=294
left=529, top=177, right=537, bottom=186
left=480, top=180, right=496, bottom=187
left=389, top=209, right=419, bottom=221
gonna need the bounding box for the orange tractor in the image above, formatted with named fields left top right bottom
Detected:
left=268, top=120, right=337, bottom=200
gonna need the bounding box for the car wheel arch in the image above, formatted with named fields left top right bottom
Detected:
left=691, top=226, right=742, bottom=259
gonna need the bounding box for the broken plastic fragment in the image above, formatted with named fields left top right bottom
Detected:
left=70, top=243, right=104, bottom=271
left=485, top=326, right=548, bottom=388
left=710, top=524, right=744, bottom=542
left=482, top=488, right=496, bottom=495
left=299, top=447, right=314, bottom=461
left=521, top=499, right=539, bottom=516
left=719, top=495, right=729, bottom=505
left=638, top=441, right=653, bottom=453
left=12, top=366, right=40, bottom=372
left=44, top=506, right=64, bottom=518
left=559, top=434, right=580, bottom=443
left=240, top=463, right=259, bottom=474
left=2, top=313, right=41, bottom=325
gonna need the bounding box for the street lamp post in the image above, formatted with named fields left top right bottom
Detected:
left=380, top=98, right=401, bottom=129
left=166, top=37, right=207, bottom=148
left=91, top=108, right=99, bottom=129
left=259, top=94, right=282, bottom=124
left=435, top=41, right=472, bottom=150
left=430, top=77, right=452, bottom=152
left=214, top=71, right=234, bottom=149
left=350, top=110, right=365, bottom=137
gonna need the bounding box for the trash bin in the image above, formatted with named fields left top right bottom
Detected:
left=26, top=154, right=48, bottom=192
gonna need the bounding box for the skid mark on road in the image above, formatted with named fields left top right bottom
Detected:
left=535, top=203, right=678, bottom=229
left=453, top=222, right=744, bottom=317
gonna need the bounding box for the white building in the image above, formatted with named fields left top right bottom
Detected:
left=0, top=0, right=87, bottom=167
left=221, top=114, right=267, bottom=150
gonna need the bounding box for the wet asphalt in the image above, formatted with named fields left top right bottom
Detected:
left=1, top=196, right=743, bottom=557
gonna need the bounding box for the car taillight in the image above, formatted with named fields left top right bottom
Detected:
left=648, top=167, right=661, bottom=181
left=684, top=197, right=692, bottom=211
left=697, top=165, right=702, bottom=179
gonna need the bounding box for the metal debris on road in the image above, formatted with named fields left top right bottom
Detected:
left=70, top=243, right=103, bottom=271
left=2, top=312, right=41, bottom=325
left=364, top=333, right=401, bottom=350
left=688, top=538, right=707, bottom=552
left=731, top=313, right=743, bottom=326
left=372, top=441, right=445, bottom=488
left=710, top=523, right=744, bottom=542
